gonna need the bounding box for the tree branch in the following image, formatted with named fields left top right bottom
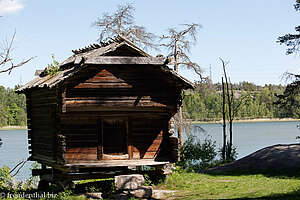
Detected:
left=0, top=30, right=34, bottom=74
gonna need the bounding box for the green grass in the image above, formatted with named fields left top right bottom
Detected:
left=3, top=169, right=300, bottom=199
left=157, top=170, right=300, bottom=199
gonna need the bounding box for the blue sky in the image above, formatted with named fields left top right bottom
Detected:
left=0, top=0, right=299, bottom=88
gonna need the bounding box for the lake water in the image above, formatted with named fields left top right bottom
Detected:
left=0, top=120, right=299, bottom=180
left=0, top=129, right=31, bottom=181
left=191, top=121, right=300, bottom=159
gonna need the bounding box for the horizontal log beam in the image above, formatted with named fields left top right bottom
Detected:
left=77, top=56, right=167, bottom=65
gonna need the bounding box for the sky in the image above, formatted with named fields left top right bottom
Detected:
left=0, top=0, right=299, bottom=88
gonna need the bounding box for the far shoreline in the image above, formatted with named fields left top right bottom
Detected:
left=192, top=118, right=300, bottom=124
left=0, top=126, right=27, bottom=130
left=0, top=118, right=299, bottom=130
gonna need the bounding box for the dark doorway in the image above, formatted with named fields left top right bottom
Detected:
left=102, top=120, right=127, bottom=156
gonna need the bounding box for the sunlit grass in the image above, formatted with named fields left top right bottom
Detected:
left=157, top=171, right=300, bottom=199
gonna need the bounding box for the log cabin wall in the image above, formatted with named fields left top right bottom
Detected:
left=61, top=112, right=173, bottom=163
left=61, top=64, right=181, bottom=163
left=61, top=113, right=98, bottom=163
left=27, top=88, right=58, bottom=164
left=131, top=118, right=170, bottom=160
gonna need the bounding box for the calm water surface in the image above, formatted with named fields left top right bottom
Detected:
left=0, top=129, right=31, bottom=180
left=192, top=121, right=300, bottom=159
left=0, top=121, right=299, bottom=180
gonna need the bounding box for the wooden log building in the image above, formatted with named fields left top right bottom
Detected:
left=16, top=36, right=194, bottom=186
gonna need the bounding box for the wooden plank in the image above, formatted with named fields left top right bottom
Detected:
left=97, top=119, right=103, bottom=160
left=132, top=135, right=163, bottom=141
left=64, top=159, right=169, bottom=168
left=86, top=77, right=126, bottom=83
left=133, top=146, right=160, bottom=152
left=66, top=106, right=170, bottom=112
left=81, top=56, right=166, bottom=65
left=31, top=155, right=56, bottom=164
left=26, top=93, right=33, bottom=150
left=62, top=125, right=98, bottom=130
left=62, top=83, right=67, bottom=113
left=67, top=89, right=176, bottom=98
left=133, top=152, right=158, bottom=159
left=66, top=154, right=97, bottom=159
left=65, top=134, right=96, bottom=138
left=66, top=99, right=153, bottom=105
left=65, top=96, right=152, bottom=101
left=66, top=102, right=167, bottom=109
left=102, top=154, right=129, bottom=160
left=31, top=137, right=53, bottom=143
left=74, top=82, right=132, bottom=89
left=66, top=147, right=97, bottom=154
left=31, top=89, right=56, bottom=98
left=61, top=111, right=170, bottom=119
left=66, top=139, right=98, bottom=143
left=127, top=118, right=133, bottom=160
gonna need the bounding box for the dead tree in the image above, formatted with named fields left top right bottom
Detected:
left=221, top=77, right=226, bottom=161
left=160, top=23, right=203, bottom=78
left=220, top=58, right=248, bottom=161
left=0, top=31, right=34, bottom=74
left=92, top=3, right=157, bottom=50
left=160, top=23, right=203, bottom=148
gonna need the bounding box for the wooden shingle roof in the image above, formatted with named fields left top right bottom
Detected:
left=17, top=36, right=194, bottom=92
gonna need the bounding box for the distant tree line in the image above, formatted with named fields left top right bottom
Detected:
left=0, top=81, right=297, bottom=128
left=183, top=81, right=298, bottom=121
left=0, top=86, right=26, bottom=127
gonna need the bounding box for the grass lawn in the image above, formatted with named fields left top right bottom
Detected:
left=2, top=169, right=300, bottom=199
left=156, top=170, right=300, bottom=200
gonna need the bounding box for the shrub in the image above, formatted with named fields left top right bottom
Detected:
left=178, top=134, right=217, bottom=170
left=218, top=144, right=238, bottom=164
left=0, top=165, right=13, bottom=190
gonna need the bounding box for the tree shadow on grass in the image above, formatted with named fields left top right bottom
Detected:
left=222, top=190, right=300, bottom=200
left=181, top=191, right=300, bottom=200
left=202, top=168, right=300, bottom=200
left=206, top=168, right=300, bottom=179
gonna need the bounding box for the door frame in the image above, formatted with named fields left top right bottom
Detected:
left=97, top=117, right=133, bottom=160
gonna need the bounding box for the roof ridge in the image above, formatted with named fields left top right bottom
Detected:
left=71, top=36, right=125, bottom=55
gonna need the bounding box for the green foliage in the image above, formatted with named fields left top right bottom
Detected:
left=45, top=54, right=60, bottom=77
left=183, top=82, right=288, bottom=121
left=0, top=85, right=26, bottom=127
left=0, top=166, right=13, bottom=190
left=27, top=162, right=40, bottom=189
left=275, top=76, right=300, bottom=118
left=143, top=174, right=153, bottom=186
left=75, top=179, right=115, bottom=198
left=56, top=189, right=73, bottom=199
left=219, top=145, right=238, bottom=164
left=0, top=164, right=39, bottom=192
left=178, top=134, right=217, bottom=170
left=277, top=1, right=300, bottom=55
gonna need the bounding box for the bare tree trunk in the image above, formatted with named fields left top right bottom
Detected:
left=221, top=58, right=232, bottom=159
left=174, top=38, right=184, bottom=149
left=174, top=38, right=178, bottom=71
left=228, top=119, right=233, bottom=159
left=178, top=106, right=184, bottom=149
left=221, top=77, right=226, bottom=161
